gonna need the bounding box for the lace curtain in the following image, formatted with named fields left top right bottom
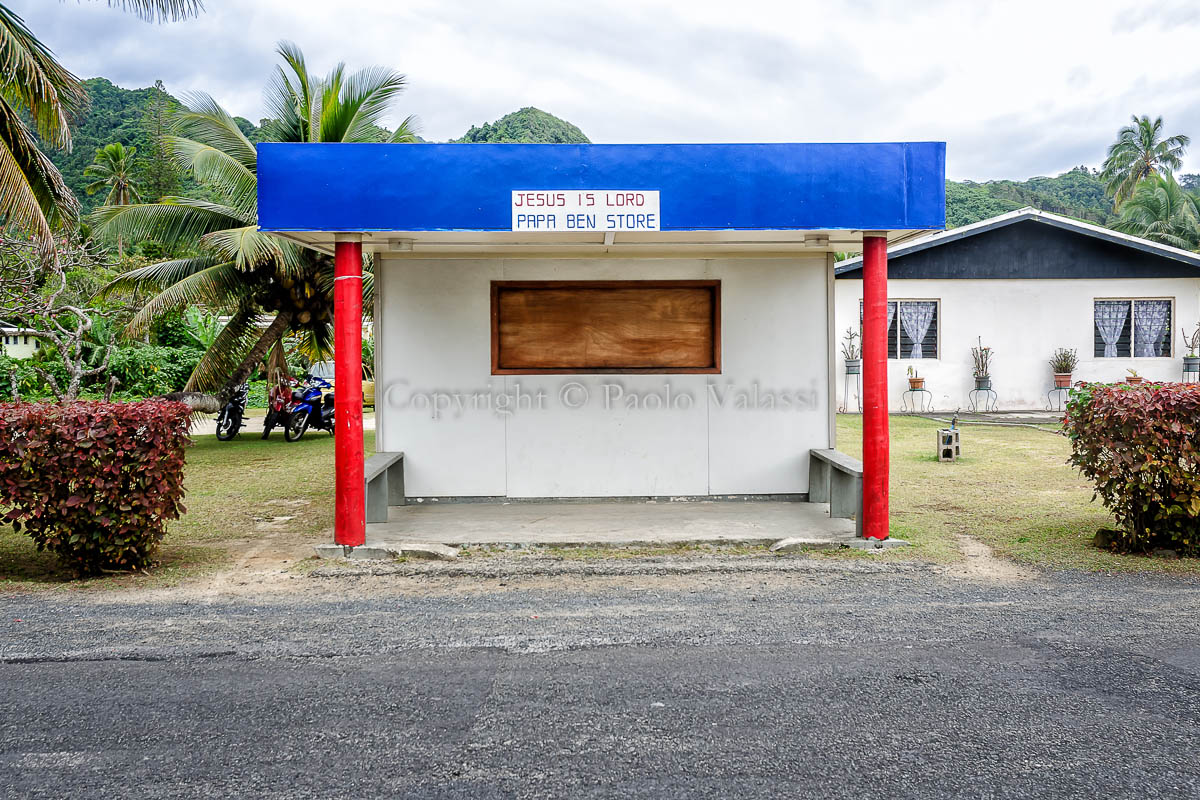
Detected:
left=1134, top=300, right=1171, bottom=357
left=899, top=301, right=936, bottom=358
left=1094, top=301, right=1129, bottom=358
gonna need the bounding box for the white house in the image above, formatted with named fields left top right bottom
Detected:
left=0, top=328, right=43, bottom=360
left=834, top=208, right=1200, bottom=412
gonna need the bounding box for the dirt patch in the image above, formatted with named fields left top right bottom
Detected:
left=946, top=534, right=1036, bottom=582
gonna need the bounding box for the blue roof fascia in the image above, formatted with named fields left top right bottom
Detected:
left=257, top=141, right=946, bottom=234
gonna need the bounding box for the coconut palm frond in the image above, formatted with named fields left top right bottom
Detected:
left=124, top=260, right=249, bottom=336
left=388, top=114, right=422, bottom=144
left=294, top=319, right=334, bottom=363
left=0, top=95, right=79, bottom=247
left=200, top=225, right=302, bottom=271
left=91, top=196, right=248, bottom=250
left=325, top=65, right=408, bottom=143
left=261, top=41, right=312, bottom=142
left=98, top=254, right=223, bottom=298
left=104, top=0, right=205, bottom=22
left=1114, top=174, right=1200, bottom=251
left=261, top=69, right=307, bottom=142
left=183, top=304, right=266, bottom=392
left=171, top=93, right=257, bottom=170
left=165, top=135, right=256, bottom=216
left=0, top=4, right=86, bottom=149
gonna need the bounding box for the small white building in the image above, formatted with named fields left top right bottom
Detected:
left=257, top=141, right=947, bottom=545
left=0, top=328, right=43, bottom=360
left=834, top=208, right=1200, bottom=412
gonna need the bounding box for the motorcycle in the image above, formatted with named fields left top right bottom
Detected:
left=261, top=371, right=298, bottom=439
left=214, top=382, right=249, bottom=441
left=283, top=375, right=335, bottom=441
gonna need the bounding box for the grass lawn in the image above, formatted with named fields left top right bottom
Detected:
left=2, top=414, right=1196, bottom=588
left=837, top=414, right=1197, bottom=574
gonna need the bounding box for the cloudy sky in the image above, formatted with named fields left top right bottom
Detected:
left=20, top=0, right=1200, bottom=180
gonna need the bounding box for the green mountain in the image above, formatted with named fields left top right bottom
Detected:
left=945, top=167, right=1115, bottom=228
left=453, top=107, right=590, bottom=144
left=46, top=82, right=1128, bottom=232
left=46, top=77, right=261, bottom=213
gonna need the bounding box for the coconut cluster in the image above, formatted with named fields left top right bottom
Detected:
left=256, top=271, right=332, bottom=329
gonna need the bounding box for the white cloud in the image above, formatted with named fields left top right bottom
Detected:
left=16, top=0, right=1200, bottom=180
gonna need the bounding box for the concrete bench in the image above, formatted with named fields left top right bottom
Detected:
left=808, top=448, right=863, bottom=537
left=364, top=451, right=405, bottom=524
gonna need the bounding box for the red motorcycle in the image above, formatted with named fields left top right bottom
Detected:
left=261, top=370, right=298, bottom=439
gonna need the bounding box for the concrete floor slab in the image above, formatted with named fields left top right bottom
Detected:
left=365, top=500, right=857, bottom=548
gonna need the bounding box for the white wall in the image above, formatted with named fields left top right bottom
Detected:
left=835, top=277, right=1200, bottom=412
left=377, top=256, right=831, bottom=497
left=0, top=333, right=38, bottom=360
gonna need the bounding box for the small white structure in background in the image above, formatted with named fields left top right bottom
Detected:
left=0, top=328, right=43, bottom=360
left=835, top=208, right=1200, bottom=412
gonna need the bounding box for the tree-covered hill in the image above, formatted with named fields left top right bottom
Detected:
left=45, top=78, right=261, bottom=212
left=945, top=167, right=1115, bottom=228
left=45, top=82, right=1137, bottom=232
left=453, top=107, right=590, bottom=144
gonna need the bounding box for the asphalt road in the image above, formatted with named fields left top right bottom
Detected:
left=2, top=563, right=1199, bottom=799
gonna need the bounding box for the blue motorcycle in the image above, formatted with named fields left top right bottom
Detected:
left=283, top=376, right=335, bottom=441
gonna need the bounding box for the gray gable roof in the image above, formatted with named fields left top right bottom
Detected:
left=835, top=207, right=1200, bottom=276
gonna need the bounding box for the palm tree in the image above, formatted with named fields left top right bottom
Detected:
left=1113, top=174, right=1200, bottom=252
left=1100, top=115, right=1190, bottom=209
left=84, top=142, right=141, bottom=254
left=85, top=142, right=142, bottom=206
left=94, top=42, right=418, bottom=400
left=0, top=1, right=201, bottom=249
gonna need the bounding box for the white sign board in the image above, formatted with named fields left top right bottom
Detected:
left=511, top=190, right=660, bottom=232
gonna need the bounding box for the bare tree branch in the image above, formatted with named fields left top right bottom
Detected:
left=0, top=236, right=121, bottom=402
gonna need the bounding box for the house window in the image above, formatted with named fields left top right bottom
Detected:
left=1094, top=299, right=1173, bottom=358
left=492, top=280, right=721, bottom=374
left=860, top=299, right=939, bottom=359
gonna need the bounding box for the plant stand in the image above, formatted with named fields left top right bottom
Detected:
left=967, top=387, right=997, bottom=412
left=937, top=428, right=960, bottom=462
left=1185, top=360, right=1200, bottom=384
left=901, top=387, right=933, bottom=413
left=1045, top=385, right=1071, bottom=412
left=842, top=371, right=862, bottom=412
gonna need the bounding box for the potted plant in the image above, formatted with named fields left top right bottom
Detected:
left=1182, top=324, right=1200, bottom=373
left=841, top=327, right=861, bottom=375
left=1048, top=348, right=1078, bottom=388
left=971, top=337, right=993, bottom=390
left=1125, top=368, right=1144, bottom=385
left=907, top=366, right=924, bottom=390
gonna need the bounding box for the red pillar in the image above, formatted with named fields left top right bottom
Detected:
left=861, top=234, right=889, bottom=540
left=334, top=235, right=365, bottom=547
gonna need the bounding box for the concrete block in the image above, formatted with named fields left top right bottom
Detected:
left=314, top=544, right=395, bottom=560
left=313, top=542, right=459, bottom=561
left=845, top=537, right=910, bottom=551
left=396, top=542, right=459, bottom=561
left=770, top=537, right=843, bottom=552
left=769, top=536, right=910, bottom=553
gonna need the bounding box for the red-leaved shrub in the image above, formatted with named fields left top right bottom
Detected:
left=1063, top=383, right=1200, bottom=555
left=0, top=401, right=191, bottom=576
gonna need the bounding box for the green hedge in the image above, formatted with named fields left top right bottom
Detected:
left=106, top=345, right=203, bottom=396
left=1064, top=383, right=1200, bottom=555
left=0, top=345, right=203, bottom=401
